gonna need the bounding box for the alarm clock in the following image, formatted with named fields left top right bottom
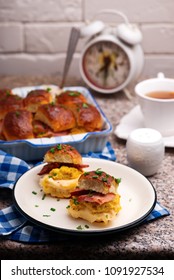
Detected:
left=79, top=10, right=144, bottom=94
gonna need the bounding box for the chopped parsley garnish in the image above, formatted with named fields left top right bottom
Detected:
left=6, top=90, right=11, bottom=96
left=115, top=178, right=121, bottom=184
left=50, top=208, right=56, bottom=212
left=76, top=225, right=83, bottom=230
left=43, top=214, right=50, bottom=217
left=46, top=87, right=51, bottom=92
left=69, top=91, right=80, bottom=97
left=82, top=103, right=88, bottom=108
left=73, top=198, right=79, bottom=205
left=102, top=178, right=108, bottom=182
left=92, top=175, right=98, bottom=179
left=84, top=172, right=90, bottom=176
left=32, top=191, right=37, bottom=195
left=15, top=111, right=20, bottom=117
left=56, top=144, right=62, bottom=150
left=66, top=205, right=70, bottom=209
left=50, top=148, right=55, bottom=153
left=76, top=224, right=90, bottom=230
left=42, top=194, right=46, bottom=200
left=95, top=168, right=103, bottom=175
left=35, top=205, right=39, bottom=207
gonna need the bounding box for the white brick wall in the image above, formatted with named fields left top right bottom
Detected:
left=0, top=0, right=174, bottom=78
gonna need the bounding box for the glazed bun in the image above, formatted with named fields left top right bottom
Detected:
left=56, top=90, right=87, bottom=106
left=44, top=144, right=82, bottom=165
left=78, top=170, right=119, bottom=194
left=0, top=94, right=23, bottom=120
left=69, top=103, right=103, bottom=132
left=34, top=104, right=76, bottom=132
left=0, top=88, right=13, bottom=100
left=23, top=89, right=53, bottom=113
left=2, top=109, right=34, bottom=140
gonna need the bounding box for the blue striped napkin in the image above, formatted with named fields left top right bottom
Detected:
left=0, top=142, right=170, bottom=243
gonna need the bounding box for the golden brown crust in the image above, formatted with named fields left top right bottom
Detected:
left=23, top=89, right=53, bottom=113
left=56, top=90, right=87, bottom=106
left=69, top=103, right=103, bottom=132
left=0, top=94, right=24, bottom=120
left=44, top=144, right=82, bottom=165
left=2, top=109, right=34, bottom=140
left=34, top=104, right=76, bottom=132
left=0, top=87, right=103, bottom=141
left=78, top=170, right=118, bottom=194
left=0, top=88, right=13, bottom=100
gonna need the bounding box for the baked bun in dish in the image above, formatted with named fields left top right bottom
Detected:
left=38, top=144, right=89, bottom=198
left=2, top=109, right=34, bottom=140
left=0, top=88, right=13, bottom=100
left=34, top=103, right=76, bottom=132
left=23, top=89, right=53, bottom=113
left=0, top=93, right=23, bottom=120
left=67, top=169, right=121, bottom=224
left=69, top=102, right=103, bottom=132
left=56, top=90, right=87, bottom=106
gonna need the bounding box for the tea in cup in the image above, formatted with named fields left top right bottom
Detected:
left=135, top=73, right=174, bottom=136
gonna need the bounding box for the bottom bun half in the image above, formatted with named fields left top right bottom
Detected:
left=67, top=194, right=121, bottom=224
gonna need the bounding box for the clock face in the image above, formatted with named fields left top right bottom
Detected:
left=82, top=41, right=130, bottom=90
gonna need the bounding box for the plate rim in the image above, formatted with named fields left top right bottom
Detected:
left=13, top=158, right=157, bottom=236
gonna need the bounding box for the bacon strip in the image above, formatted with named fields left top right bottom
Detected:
left=38, top=162, right=89, bottom=175
left=77, top=192, right=115, bottom=205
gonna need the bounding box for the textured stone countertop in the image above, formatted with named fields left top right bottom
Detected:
left=0, top=75, right=174, bottom=260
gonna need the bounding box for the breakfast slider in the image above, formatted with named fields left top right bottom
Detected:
left=38, top=144, right=88, bottom=198
left=67, top=169, right=121, bottom=224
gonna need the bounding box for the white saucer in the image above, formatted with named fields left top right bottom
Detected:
left=115, top=105, right=174, bottom=148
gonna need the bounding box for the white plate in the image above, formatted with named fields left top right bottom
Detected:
left=13, top=158, right=156, bottom=235
left=115, top=105, right=174, bottom=148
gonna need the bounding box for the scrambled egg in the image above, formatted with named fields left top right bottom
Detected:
left=39, top=166, right=82, bottom=198
left=49, top=166, right=82, bottom=180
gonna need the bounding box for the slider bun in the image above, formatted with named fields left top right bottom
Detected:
left=68, top=205, right=119, bottom=224
left=0, top=94, right=23, bottom=120
left=2, top=109, right=34, bottom=140
left=56, top=90, right=87, bottom=105
left=69, top=103, right=103, bottom=132
left=0, top=88, right=13, bottom=100
left=34, top=104, right=76, bottom=132
left=44, top=144, right=82, bottom=165
left=78, top=170, right=118, bottom=194
left=24, top=89, right=53, bottom=113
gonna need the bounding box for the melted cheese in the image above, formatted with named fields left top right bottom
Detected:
left=39, top=166, right=82, bottom=198
left=68, top=194, right=121, bottom=223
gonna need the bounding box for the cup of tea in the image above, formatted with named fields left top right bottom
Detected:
left=135, top=72, right=174, bottom=136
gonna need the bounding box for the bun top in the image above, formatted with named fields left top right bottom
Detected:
left=78, top=170, right=120, bottom=194
left=34, top=104, right=76, bottom=132
left=44, top=144, right=82, bottom=165
left=2, top=109, right=34, bottom=140
left=56, top=90, right=87, bottom=106
left=0, top=94, right=23, bottom=120
left=23, top=89, right=53, bottom=113
left=69, top=103, right=103, bottom=132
